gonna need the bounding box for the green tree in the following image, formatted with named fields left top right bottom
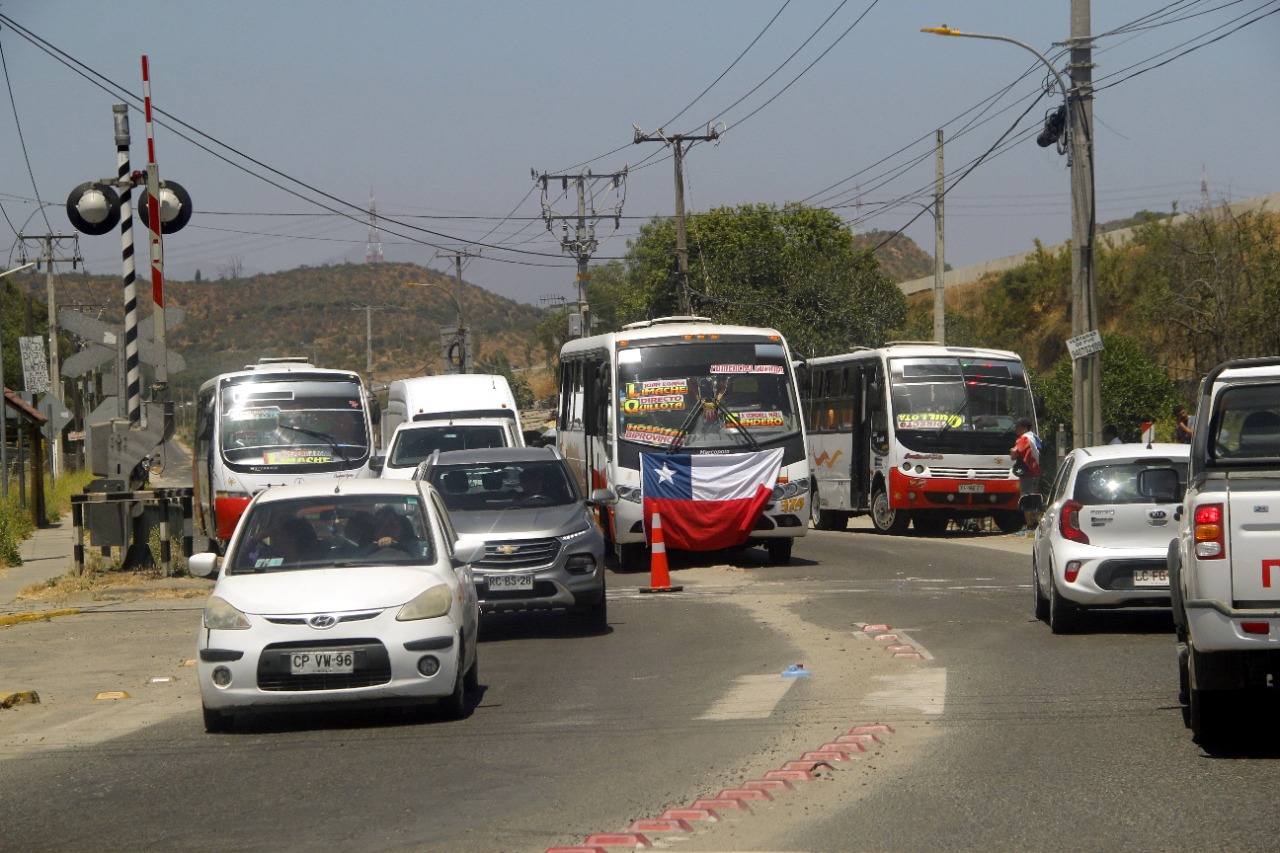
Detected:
left=609, top=202, right=906, bottom=356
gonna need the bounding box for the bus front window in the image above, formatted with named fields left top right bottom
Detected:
left=889, top=357, right=1033, bottom=454
left=616, top=341, right=800, bottom=451
left=221, top=380, right=370, bottom=467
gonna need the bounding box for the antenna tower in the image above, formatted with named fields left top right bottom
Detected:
left=365, top=189, right=384, bottom=263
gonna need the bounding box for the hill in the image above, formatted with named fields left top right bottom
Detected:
left=853, top=230, right=937, bottom=283
left=56, top=262, right=549, bottom=402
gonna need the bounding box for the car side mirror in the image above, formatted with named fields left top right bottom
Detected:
left=1138, top=468, right=1181, bottom=503
left=370, top=454, right=385, bottom=473
left=588, top=487, right=618, bottom=507
left=189, top=552, right=220, bottom=579
left=452, top=541, right=486, bottom=567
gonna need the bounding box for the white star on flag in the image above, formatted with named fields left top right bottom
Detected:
left=657, top=463, right=676, bottom=484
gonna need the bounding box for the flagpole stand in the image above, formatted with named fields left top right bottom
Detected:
left=639, top=512, right=683, bottom=594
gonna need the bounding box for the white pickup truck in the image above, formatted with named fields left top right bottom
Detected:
left=1142, top=357, right=1280, bottom=745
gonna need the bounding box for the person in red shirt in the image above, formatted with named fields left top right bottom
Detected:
left=1011, top=417, right=1042, bottom=533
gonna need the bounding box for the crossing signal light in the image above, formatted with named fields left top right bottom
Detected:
left=1037, top=105, right=1066, bottom=148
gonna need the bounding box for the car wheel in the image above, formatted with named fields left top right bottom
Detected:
left=1048, top=578, right=1079, bottom=634
left=993, top=510, right=1025, bottom=534
left=437, top=640, right=470, bottom=721
left=870, top=486, right=910, bottom=535
left=765, top=537, right=793, bottom=565
left=1176, top=638, right=1190, bottom=706
left=618, top=542, right=648, bottom=573
left=578, top=590, right=608, bottom=634
left=1032, top=556, right=1049, bottom=622
left=202, top=704, right=230, bottom=734
left=463, top=646, right=479, bottom=693
left=1188, top=642, right=1227, bottom=746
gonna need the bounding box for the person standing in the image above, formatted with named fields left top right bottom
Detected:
left=1011, top=417, right=1043, bottom=534
left=1174, top=405, right=1194, bottom=444
left=1102, top=423, right=1123, bottom=445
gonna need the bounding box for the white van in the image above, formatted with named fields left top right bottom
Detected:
left=377, top=374, right=524, bottom=479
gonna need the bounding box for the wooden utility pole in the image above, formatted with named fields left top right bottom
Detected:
left=933, top=129, right=946, bottom=344
left=1069, top=0, right=1101, bottom=448
left=633, top=125, right=722, bottom=316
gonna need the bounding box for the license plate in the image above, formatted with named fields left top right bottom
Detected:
left=958, top=483, right=985, bottom=493
left=289, top=650, right=354, bottom=674
left=1133, top=568, right=1168, bottom=587
left=487, top=573, right=534, bottom=591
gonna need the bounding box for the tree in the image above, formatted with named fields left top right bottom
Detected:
left=605, top=202, right=906, bottom=356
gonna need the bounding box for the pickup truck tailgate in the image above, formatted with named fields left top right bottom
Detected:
left=1227, top=474, right=1280, bottom=605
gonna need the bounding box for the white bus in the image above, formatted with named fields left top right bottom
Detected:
left=805, top=344, right=1037, bottom=535
left=193, top=357, right=378, bottom=549
left=558, top=317, right=810, bottom=569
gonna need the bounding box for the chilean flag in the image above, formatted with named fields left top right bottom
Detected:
left=641, top=448, right=785, bottom=551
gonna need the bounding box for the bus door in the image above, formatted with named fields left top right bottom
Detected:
left=860, top=360, right=889, bottom=510
left=847, top=363, right=869, bottom=511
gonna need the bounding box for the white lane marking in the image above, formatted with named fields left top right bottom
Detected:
left=697, top=673, right=799, bottom=721
left=862, top=669, right=948, bottom=716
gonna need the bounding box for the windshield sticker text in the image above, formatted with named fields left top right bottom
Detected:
left=896, top=412, right=963, bottom=430
left=622, top=395, right=686, bottom=414
left=624, top=424, right=680, bottom=446
left=711, top=364, right=784, bottom=374
left=726, top=410, right=785, bottom=428
left=264, top=449, right=334, bottom=465
left=626, top=379, right=688, bottom=397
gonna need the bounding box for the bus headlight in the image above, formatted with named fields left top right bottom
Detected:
left=615, top=485, right=643, bottom=504
left=771, top=478, right=810, bottom=500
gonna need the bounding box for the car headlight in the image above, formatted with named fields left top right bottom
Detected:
left=615, top=485, right=642, bottom=504
left=396, top=584, right=454, bottom=621
left=203, top=596, right=251, bottom=630
left=560, top=525, right=591, bottom=543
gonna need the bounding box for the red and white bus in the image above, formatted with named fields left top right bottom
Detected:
left=805, top=344, right=1037, bottom=534
left=193, top=357, right=378, bottom=550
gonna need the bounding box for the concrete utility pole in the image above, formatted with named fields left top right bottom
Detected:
left=428, top=249, right=476, bottom=373
left=1069, top=0, right=1101, bottom=448
left=632, top=125, right=723, bottom=316
left=533, top=168, right=627, bottom=337
left=17, top=232, right=80, bottom=478
left=933, top=129, right=946, bottom=345
left=349, top=304, right=397, bottom=380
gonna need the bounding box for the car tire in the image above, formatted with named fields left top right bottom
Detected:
left=765, top=537, right=793, bottom=565
left=1176, top=639, right=1190, bottom=706
left=993, top=510, right=1025, bottom=534
left=618, top=543, right=648, bottom=573
left=437, top=640, right=470, bottom=722
left=1188, top=643, right=1227, bottom=746
left=1032, top=556, right=1049, bottom=622
left=870, top=486, right=910, bottom=535
left=202, top=704, right=230, bottom=734
left=578, top=591, right=608, bottom=634
left=463, top=647, right=479, bottom=693
left=1048, top=578, right=1080, bottom=634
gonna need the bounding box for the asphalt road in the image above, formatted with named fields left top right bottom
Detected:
left=3, top=516, right=1280, bottom=852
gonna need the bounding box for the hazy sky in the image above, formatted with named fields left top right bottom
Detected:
left=3, top=1, right=1277, bottom=307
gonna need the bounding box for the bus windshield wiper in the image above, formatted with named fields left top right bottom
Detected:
left=278, top=424, right=351, bottom=463
left=715, top=399, right=761, bottom=451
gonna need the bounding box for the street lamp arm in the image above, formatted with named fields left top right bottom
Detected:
left=921, top=26, right=1069, bottom=101
left=0, top=262, right=36, bottom=280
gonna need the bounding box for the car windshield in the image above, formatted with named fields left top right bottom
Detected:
left=387, top=425, right=507, bottom=469
left=229, top=494, right=435, bottom=573
left=428, top=460, right=577, bottom=512
left=220, top=379, right=370, bottom=467
left=889, top=357, right=1034, bottom=454
left=1073, top=459, right=1189, bottom=505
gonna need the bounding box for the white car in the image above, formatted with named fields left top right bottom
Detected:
left=190, top=479, right=482, bottom=732
left=1032, top=442, right=1189, bottom=633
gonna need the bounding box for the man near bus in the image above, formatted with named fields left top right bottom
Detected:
left=1011, top=417, right=1042, bottom=534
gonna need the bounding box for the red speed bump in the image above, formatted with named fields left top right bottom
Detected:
left=583, top=832, right=651, bottom=849
left=628, top=818, right=693, bottom=833
left=819, top=741, right=867, bottom=753
left=545, top=847, right=607, bottom=853
left=801, top=750, right=853, bottom=762
left=782, top=759, right=834, bottom=773
left=743, top=778, right=794, bottom=791
left=838, top=733, right=882, bottom=745
left=850, top=724, right=895, bottom=734
left=690, top=797, right=750, bottom=811
left=660, top=808, right=720, bottom=823
left=872, top=634, right=900, bottom=642
left=885, top=644, right=915, bottom=652
left=862, top=623, right=891, bottom=632
left=718, top=788, right=774, bottom=802
left=764, top=768, right=815, bottom=781
left=894, top=652, right=926, bottom=659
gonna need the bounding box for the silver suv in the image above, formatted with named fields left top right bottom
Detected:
left=414, top=447, right=615, bottom=632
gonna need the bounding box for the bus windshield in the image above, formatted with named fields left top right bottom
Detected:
left=220, top=379, right=371, bottom=467
left=889, top=357, right=1033, bottom=454
left=615, top=340, right=801, bottom=451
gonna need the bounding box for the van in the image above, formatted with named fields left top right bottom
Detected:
left=377, top=375, right=524, bottom=479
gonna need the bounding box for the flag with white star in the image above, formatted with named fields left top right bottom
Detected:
left=640, top=448, right=784, bottom=550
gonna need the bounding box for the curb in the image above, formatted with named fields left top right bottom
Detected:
left=0, top=608, right=81, bottom=628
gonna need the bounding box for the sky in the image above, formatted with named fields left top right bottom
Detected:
left=2, top=1, right=1278, bottom=309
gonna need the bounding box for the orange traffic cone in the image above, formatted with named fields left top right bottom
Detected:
left=640, top=512, right=683, bottom=594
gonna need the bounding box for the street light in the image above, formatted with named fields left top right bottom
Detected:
left=0, top=262, right=36, bottom=499
left=921, top=24, right=1100, bottom=447
left=404, top=282, right=468, bottom=374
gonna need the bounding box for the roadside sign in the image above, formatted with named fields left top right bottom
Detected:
left=38, top=392, right=73, bottom=433
left=1066, top=330, right=1104, bottom=361
left=19, top=336, right=50, bottom=393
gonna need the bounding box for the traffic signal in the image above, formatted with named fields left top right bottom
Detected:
left=137, top=180, right=193, bottom=234
left=65, top=182, right=121, bottom=236
left=1037, top=105, right=1066, bottom=148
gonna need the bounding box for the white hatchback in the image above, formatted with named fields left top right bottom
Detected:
left=1032, top=442, right=1189, bottom=633
left=190, top=479, right=482, bottom=732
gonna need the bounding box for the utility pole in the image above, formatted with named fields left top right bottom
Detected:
left=533, top=168, right=627, bottom=337
left=1069, top=0, right=1101, bottom=448
left=633, top=125, right=722, bottom=316
left=17, top=231, right=80, bottom=478
left=933, top=129, right=946, bottom=345
left=349, top=304, right=397, bottom=380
